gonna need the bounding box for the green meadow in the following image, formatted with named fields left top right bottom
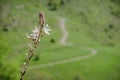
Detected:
left=0, top=0, right=120, bottom=80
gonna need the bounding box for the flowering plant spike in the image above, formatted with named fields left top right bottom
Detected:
left=20, top=12, right=50, bottom=80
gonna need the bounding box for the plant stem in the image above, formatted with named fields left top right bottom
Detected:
left=20, top=12, right=45, bottom=80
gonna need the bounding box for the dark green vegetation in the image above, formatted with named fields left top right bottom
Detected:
left=0, top=0, right=120, bottom=80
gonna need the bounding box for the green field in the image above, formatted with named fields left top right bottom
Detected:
left=0, top=0, right=120, bottom=80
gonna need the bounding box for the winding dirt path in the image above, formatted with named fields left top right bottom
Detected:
left=29, top=17, right=97, bottom=69
left=59, top=18, right=69, bottom=46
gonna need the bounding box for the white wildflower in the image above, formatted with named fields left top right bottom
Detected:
left=32, top=26, right=39, bottom=34
left=29, top=33, right=37, bottom=40
left=43, top=24, right=51, bottom=35
left=29, top=27, right=39, bottom=40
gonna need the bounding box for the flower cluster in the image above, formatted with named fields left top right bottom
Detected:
left=27, top=24, right=50, bottom=41
left=27, top=27, right=39, bottom=40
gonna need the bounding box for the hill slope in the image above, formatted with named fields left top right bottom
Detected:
left=0, top=0, right=120, bottom=80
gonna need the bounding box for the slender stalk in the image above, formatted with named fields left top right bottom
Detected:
left=20, top=12, right=45, bottom=80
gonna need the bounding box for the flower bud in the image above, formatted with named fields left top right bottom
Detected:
left=39, top=11, right=45, bottom=26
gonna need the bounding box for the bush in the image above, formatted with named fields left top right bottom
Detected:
left=0, top=35, right=19, bottom=80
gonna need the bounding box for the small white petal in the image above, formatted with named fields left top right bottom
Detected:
left=32, top=27, right=39, bottom=34
left=38, top=39, right=40, bottom=42
left=26, top=34, right=30, bottom=38
left=43, top=24, right=51, bottom=35
left=46, top=24, right=48, bottom=27
left=30, top=33, right=37, bottom=39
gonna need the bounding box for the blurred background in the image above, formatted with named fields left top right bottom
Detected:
left=0, top=0, right=120, bottom=80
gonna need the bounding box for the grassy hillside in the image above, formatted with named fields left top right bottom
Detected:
left=0, top=0, right=120, bottom=80
left=59, top=0, right=120, bottom=46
